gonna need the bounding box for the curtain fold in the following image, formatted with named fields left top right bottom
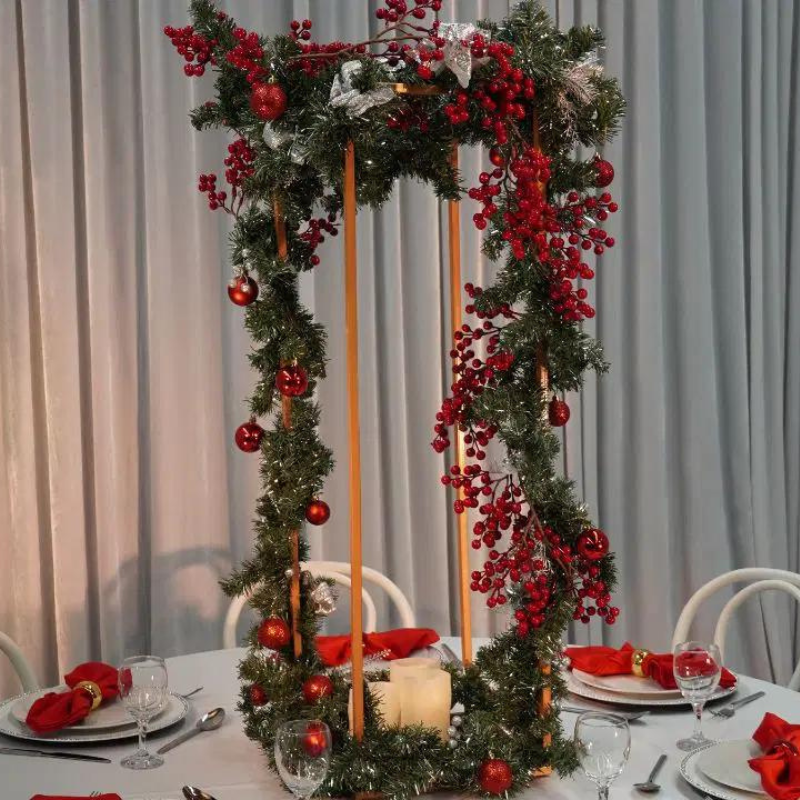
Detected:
left=1, top=0, right=798, bottom=697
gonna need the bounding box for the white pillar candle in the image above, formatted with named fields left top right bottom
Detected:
left=393, top=668, right=452, bottom=740
left=348, top=681, right=402, bottom=731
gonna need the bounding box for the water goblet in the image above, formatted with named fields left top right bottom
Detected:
left=275, top=720, right=332, bottom=799
left=574, top=711, right=631, bottom=800
left=673, top=640, right=722, bottom=751
left=118, top=655, right=169, bottom=769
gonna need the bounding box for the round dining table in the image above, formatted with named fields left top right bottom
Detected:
left=3, top=638, right=797, bottom=800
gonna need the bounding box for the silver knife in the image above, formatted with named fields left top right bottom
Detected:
left=0, top=746, right=111, bottom=763
left=441, top=643, right=464, bottom=670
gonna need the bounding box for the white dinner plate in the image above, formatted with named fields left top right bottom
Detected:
left=572, top=669, right=683, bottom=698
left=697, top=739, right=765, bottom=794
left=682, top=742, right=768, bottom=800
left=11, top=685, right=161, bottom=731
left=0, top=692, right=189, bottom=744
left=566, top=669, right=737, bottom=707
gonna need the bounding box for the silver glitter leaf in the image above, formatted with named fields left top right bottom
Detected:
left=329, top=60, right=395, bottom=118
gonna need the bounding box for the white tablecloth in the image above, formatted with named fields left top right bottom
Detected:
left=3, top=638, right=798, bottom=800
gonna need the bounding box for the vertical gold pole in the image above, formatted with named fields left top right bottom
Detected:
left=344, top=142, right=365, bottom=740
left=274, top=198, right=303, bottom=660
left=447, top=142, right=473, bottom=666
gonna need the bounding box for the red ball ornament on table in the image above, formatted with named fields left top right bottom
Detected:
left=235, top=418, right=264, bottom=452
left=250, top=81, right=287, bottom=121
left=257, top=617, right=291, bottom=650
left=302, top=720, right=329, bottom=757
left=276, top=364, right=309, bottom=397
left=548, top=396, right=571, bottom=427
left=593, top=157, right=615, bottom=188
left=302, top=675, right=334, bottom=704
left=576, top=528, right=609, bottom=561
left=249, top=684, right=268, bottom=706
left=228, top=274, right=259, bottom=306
left=305, top=499, right=330, bottom=526
left=478, top=758, right=513, bottom=795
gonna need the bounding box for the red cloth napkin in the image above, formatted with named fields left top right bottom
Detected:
left=316, top=628, right=440, bottom=667
left=31, top=795, right=121, bottom=800
left=563, top=642, right=737, bottom=690
left=25, top=662, right=119, bottom=734
left=749, top=713, right=800, bottom=800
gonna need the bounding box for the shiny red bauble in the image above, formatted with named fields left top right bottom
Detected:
left=250, top=82, right=288, bottom=121
left=478, top=758, right=513, bottom=795
left=594, top=157, right=615, bottom=187
left=235, top=419, right=264, bottom=452
left=249, top=684, right=268, bottom=706
left=305, top=499, right=330, bottom=526
left=276, top=364, right=309, bottom=397
left=548, top=397, right=571, bottom=427
left=302, top=675, right=334, bottom=704
left=257, top=617, right=291, bottom=650
left=302, top=721, right=329, bottom=757
left=577, top=528, right=610, bottom=561
left=489, top=147, right=505, bottom=167
left=228, top=274, right=259, bottom=306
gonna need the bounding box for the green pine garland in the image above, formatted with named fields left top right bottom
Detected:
left=165, top=1, right=625, bottom=797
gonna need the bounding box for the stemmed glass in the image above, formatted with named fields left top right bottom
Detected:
left=673, top=640, right=722, bottom=751
left=118, top=655, right=169, bottom=770
left=275, top=720, right=332, bottom=800
left=574, top=712, right=631, bottom=800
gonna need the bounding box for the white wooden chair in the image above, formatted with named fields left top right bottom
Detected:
left=223, top=560, right=415, bottom=649
left=671, top=568, right=800, bottom=690
left=0, top=632, right=39, bottom=694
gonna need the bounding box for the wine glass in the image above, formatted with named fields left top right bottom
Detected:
left=275, top=720, right=332, bottom=799
left=118, top=655, right=169, bottom=769
left=574, top=712, right=631, bottom=800
left=673, top=640, right=722, bottom=751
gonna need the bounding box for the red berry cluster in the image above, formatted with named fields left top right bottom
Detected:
left=226, top=27, right=267, bottom=83
left=376, top=0, right=441, bottom=23
left=223, top=138, right=255, bottom=189
left=299, top=215, right=339, bottom=267
left=387, top=103, right=430, bottom=133
left=573, top=561, right=619, bottom=625
left=289, top=18, right=313, bottom=41
left=469, top=44, right=531, bottom=139
left=287, top=19, right=364, bottom=77
left=197, top=173, right=227, bottom=211
left=163, top=25, right=216, bottom=77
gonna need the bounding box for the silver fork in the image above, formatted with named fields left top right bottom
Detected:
left=709, top=690, right=766, bottom=718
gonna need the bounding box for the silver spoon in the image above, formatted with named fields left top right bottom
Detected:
left=183, top=787, right=218, bottom=800
left=634, top=754, right=667, bottom=793
left=157, top=707, right=226, bottom=754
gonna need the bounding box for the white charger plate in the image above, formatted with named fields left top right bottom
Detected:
left=682, top=742, right=768, bottom=800
left=0, top=692, right=189, bottom=744
left=566, top=669, right=736, bottom=707
left=697, top=739, right=765, bottom=794
left=572, top=669, right=683, bottom=698
left=11, top=685, right=166, bottom=731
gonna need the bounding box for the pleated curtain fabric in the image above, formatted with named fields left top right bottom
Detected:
left=1, top=0, right=798, bottom=698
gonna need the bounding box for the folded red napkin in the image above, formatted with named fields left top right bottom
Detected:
left=26, top=662, right=119, bottom=734
left=749, top=713, right=800, bottom=800
left=563, top=642, right=737, bottom=690
left=31, top=795, right=121, bottom=800
left=316, top=628, right=440, bottom=667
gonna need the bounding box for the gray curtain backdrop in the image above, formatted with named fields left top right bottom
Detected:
left=1, top=0, right=798, bottom=697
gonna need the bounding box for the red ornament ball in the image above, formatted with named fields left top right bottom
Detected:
left=489, top=147, right=505, bottom=167
left=276, top=364, right=309, bottom=397
left=235, top=419, right=264, bottom=453
left=302, top=675, right=334, bottom=704
left=478, top=758, right=513, bottom=795
left=228, top=274, right=259, bottom=306
left=577, top=528, right=610, bottom=561
left=302, top=721, right=330, bottom=757
left=548, top=397, right=571, bottom=427
left=257, top=617, right=291, bottom=650
left=594, top=157, right=615, bottom=188
left=249, top=684, right=268, bottom=706
left=305, top=499, right=330, bottom=526
left=250, top=81, right=288, bottom=121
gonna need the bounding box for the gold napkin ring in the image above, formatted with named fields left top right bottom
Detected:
left=75, top=680, right=103, bottom=711
left=631, top=649, right=651, bottom=678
